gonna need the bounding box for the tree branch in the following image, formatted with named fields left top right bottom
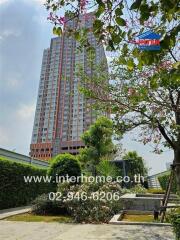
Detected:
left=157, top=122, right=176, bottom=149
left=176, top=90, right=180, bottom=109
left=169, top=89, right=176, bottom=110
left=168, top=48, right=178, bottom=62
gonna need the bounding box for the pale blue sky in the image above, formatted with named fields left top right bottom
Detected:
left=0, top=0, right=174, bottom=175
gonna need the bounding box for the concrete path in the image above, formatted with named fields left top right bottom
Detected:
left=0, top=221, right=174, bottom=240
left=0, top=206, right=31, bottom=220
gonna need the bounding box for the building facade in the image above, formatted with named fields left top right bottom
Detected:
left=30, top=13, right=107, bottom=160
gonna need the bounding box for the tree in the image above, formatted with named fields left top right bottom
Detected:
left=45, top=1, right=180, bottom=188
left=78, top=56, right=180, bottom=188
left=122, top=151, right=147, bottom=178
left=45, top=0, right=179, bottom=54
left=78, top=116, right=115, bottom=175
left=48, top=153, right=81, bottom=183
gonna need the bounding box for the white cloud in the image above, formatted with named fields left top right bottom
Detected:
left=0, top=126, right=9, bottom=146
left=0, top=74, right=23, bottom=90
left=0, top=29, right=21, bottom=41
left=22, top=0, right=46, bottom=5
left=22, top=0, right=47, bottom=25
left=0, top=0, right=46, bottom=7
left=0, top=0, right=11, bottom=5
left=7, top=78, right=21, bottom=88
left=17, top=103, right=35, bottom=120
left=0, top=103, right=35, bottom=154
left=32, top=14, right=47, bottom=25
left=33, top=0, right=46, bottom=3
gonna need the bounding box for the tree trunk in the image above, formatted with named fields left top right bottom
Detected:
left=174, top=148, right=180, bottom=192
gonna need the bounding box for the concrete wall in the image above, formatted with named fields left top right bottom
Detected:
left=120, top=194, right=162, bottom=211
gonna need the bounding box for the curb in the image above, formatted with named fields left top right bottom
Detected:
left=0, top=206, right=31, bottom=220
left=109, top=214, right=172, bottom=226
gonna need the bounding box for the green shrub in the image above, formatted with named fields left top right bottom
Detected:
left=158, top=174, right=177, bottom=194
left=119, top=184, right=147, bottom=194
left=96, top=159, right=121, bottom=178
left=32, top=181, right=123, bottom=223
left=167, top=208, right=180, bottom=240
left=129, top=184, right=148, bottom=194
left=32, top=181, right=70, bottom=215
left=58, top=181, right=123, bottom=223
left=48, top=154, right=81, bottom=183
left=32, top=194, right=67, bottom=215
left=0, top=158, right=54, bottom=210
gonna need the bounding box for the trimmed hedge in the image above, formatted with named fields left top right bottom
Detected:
left=48, top=153, right=81, bottom=184
left=158, top=174, right=177, bottom=194
left=0, top=158, right=54, bottom=210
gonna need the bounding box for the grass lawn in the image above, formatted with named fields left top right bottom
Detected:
left=5, top=213, right=73, bottom=223
left=122, top=214, right=158, bottom=222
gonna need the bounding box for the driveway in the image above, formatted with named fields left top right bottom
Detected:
left=0, top=221, right=174, bottom=240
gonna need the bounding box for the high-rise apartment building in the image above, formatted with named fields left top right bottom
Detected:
left=30, top=13, right=107, bottom=160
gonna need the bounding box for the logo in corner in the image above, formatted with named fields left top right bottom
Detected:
left=133, top=30, right=161, bottom=51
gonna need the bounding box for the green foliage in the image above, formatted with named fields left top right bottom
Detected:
left=81, top=116, right=114, bottom=152
left=123, top=151, right=148, bottom=177
left=32, top=181, right=123, bottom=223
left=57, top=181, right=123, bottom=223
left=130, top=0, right=142, bottom=10
left=158, top=174, right=178, bottom=194
left=78, top=116, right=115, bottom=175
left=46, top=0, right=180, bottom=189
left=78, top=55, right=180, bottom=166
left=129, top=184, right=148, bottom=194
left=53, top=26, right=62, bottom=36
left=115, top=17, right=126, bottom=26
left=119, top=185, right=147, bottom=194
left=48, top=153, right=81, bottom=183
left=32, top=193, right=67, bottom=215
left=46, top=0, right=179, bottom=55
left=32, top=181, right=71, bottom=215
left=0, top=158, right=53, bottom=210
left=167, top=208, right=180, bottom=240
left=96, top=159, right=120, bottom=178
left=6, top=213, right=72, bottom=223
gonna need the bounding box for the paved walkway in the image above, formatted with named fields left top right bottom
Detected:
left=0, top=221, right=174, bottom=240
left=0, top=206, right=31, bottom=220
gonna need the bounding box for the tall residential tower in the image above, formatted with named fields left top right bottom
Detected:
left=30, top=13, right=107, bottom=160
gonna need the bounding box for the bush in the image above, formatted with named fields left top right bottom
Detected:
left=57, top=181, right=123, bottom=223
left=32, top=181, right=71, bottom=215
left=158, top=174, right=177, bottom=194
left=32, top=194, right=67, bottom=215
left=48, top=154, right=81, bottom=184
left=32, top=181, right=123, bottom=223
left=0, top=158, right=54, bottom=210
left=123, top=184, right=147, bottom=194
left=167, top=208, right=180, bottom=240
left=96, top=159, right=120, bottom=178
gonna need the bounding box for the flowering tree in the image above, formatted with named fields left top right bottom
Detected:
left=45, top=0, right=180, bottom=188
left=78, top=57, right=180, bottom=189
